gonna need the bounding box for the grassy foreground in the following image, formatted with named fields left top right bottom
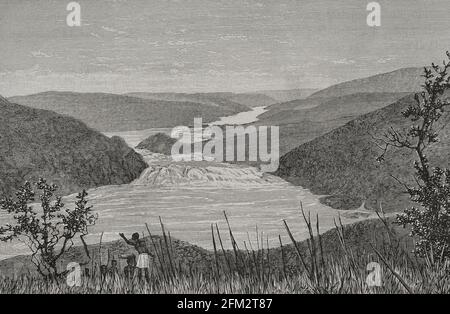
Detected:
left=1, top=211, right=450, bottom=294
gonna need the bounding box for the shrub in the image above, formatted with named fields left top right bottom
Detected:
left=376, top=52, right=450, bottom=261
left=0, top=178, right=97, bottom=278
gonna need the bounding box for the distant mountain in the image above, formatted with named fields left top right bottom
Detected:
left=254, top=92, right=409, bottom=155
left=309, top=67, right=424, bottom=99
left=276, top=92, right=450, bottom=211
left=252, top=67, right=428, bottom=155
left=257, top=88, right=319, bottom=103
left=225, top=93, right=278, bottom=107
left=258, top=92, right=410, bottom=125
left=126, top=91, right=278, bottom=108
left=0, top=96, right=147, bottom=197
left=9, top=92, right=250, bottom=132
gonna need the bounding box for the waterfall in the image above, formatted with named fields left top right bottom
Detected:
left=132, top=163, right=286, bottom=187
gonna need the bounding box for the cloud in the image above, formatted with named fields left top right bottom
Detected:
left=96, top=56, right=116, bottom=62
left=172, top=62, right=185, bottom=68
left=377, top=57, right=396, bottom=64
left=332, top=58, right=356, bottom=65
left=219, top=34, right=248, bottom=41
left=30, top=50, right=52, bottom=58
left=101, top=26, right=127, bottom=35
left=167, top=40, right=204, bottom=46
left=0, top=64, right=304, bottom=97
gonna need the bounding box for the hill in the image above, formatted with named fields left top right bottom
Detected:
left=224, top=93, right=278, bottom=107
left=309, top=67, right=423, bottom=99
left=254, top=92, right=409, bottom=155
left=276, top=92, right=450, bottom=211
left=9, top=92, right=250, bottom=132
left=257, top=88, right=318, bottom=103
left=135, top=133, right=177, bottom=155
left=126, top=91, right=278, bottom=108
left=0, top=96, right=147, bottom=197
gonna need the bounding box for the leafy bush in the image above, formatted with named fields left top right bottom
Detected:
left=0, top=178, right=97, bottom=278
left=376, top=52, right=450, bottom=261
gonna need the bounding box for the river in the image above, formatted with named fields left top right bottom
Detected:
left=0, top=106, right=375, bottom=260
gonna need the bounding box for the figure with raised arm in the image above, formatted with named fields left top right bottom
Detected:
left=119, top=232, right=151, bottom=281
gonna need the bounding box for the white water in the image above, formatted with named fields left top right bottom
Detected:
left=0, top=150, right=375, bottom=260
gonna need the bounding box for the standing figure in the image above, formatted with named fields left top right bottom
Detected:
left=109, top=260, right=119, bottom=274
left=119, top=232, right=151, bottom=281
left=122, top=255, right=136, bottom=280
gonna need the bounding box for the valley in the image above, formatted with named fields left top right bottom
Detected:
left=0, top=67, right=441, bottom=262
left=0, top=103, right=377, bottom=260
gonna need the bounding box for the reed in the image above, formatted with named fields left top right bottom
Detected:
left=1, top=206, right=449, bottom=294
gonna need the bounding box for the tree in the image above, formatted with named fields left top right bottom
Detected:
left=0, top=178, right=97, bottom=278
left=376, top=52, right=450, bottom=262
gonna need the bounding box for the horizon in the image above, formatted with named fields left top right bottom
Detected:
left=3, top=65, right=424, bottom=99
left=1, top=0, right=449, bottom=97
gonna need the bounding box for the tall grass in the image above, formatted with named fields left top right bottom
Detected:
left=1, top=205, right=450, bottom=294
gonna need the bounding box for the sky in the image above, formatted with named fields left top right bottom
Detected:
left=0, top=0, right=449, bottom=96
